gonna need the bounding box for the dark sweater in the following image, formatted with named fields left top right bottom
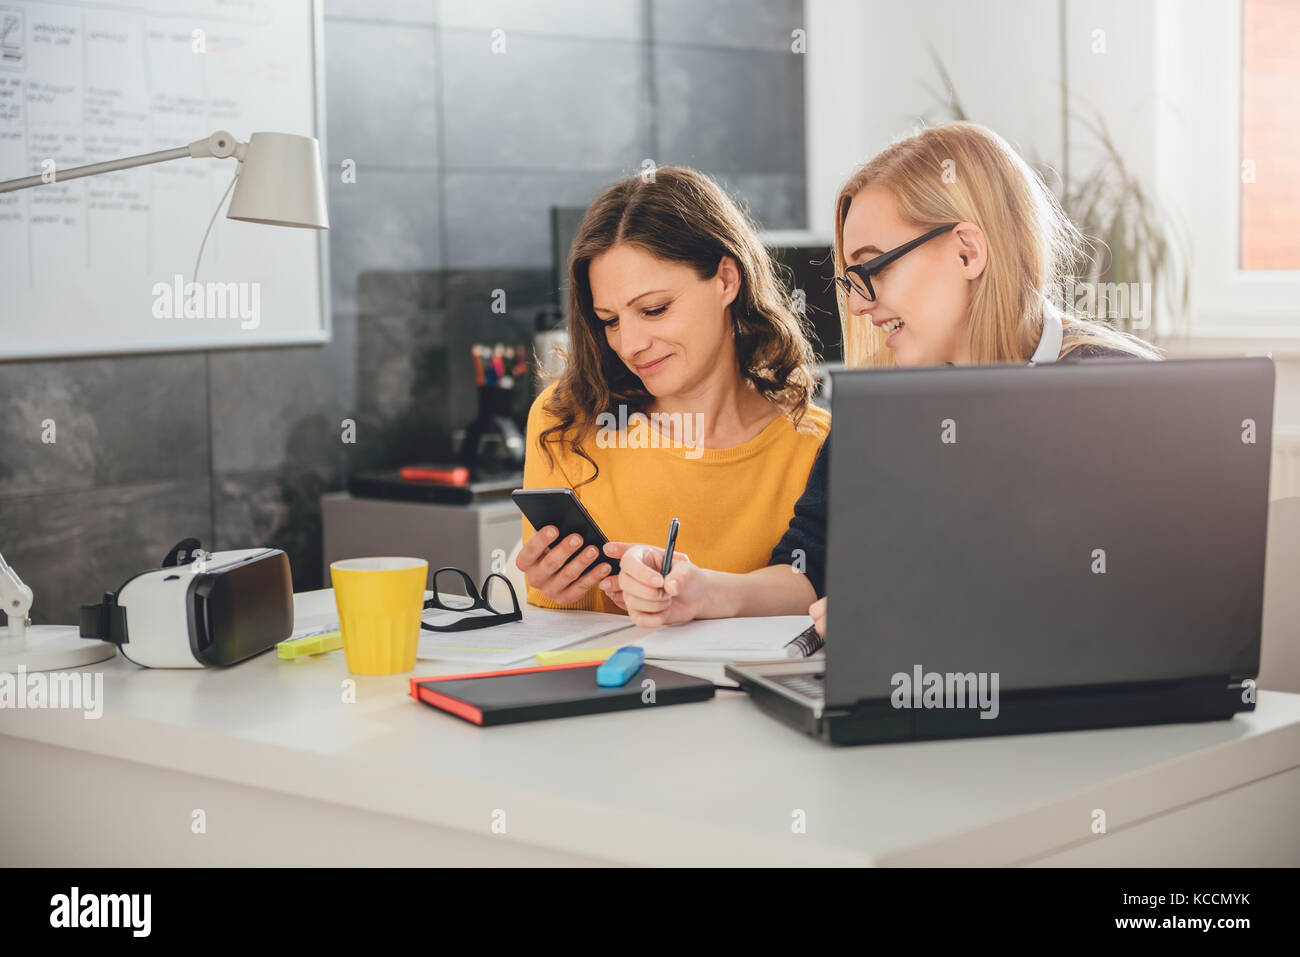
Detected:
left=768, top=343, right=1143, bottom=597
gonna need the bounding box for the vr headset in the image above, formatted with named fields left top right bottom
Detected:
left=79, top=538, right=293, bottom=668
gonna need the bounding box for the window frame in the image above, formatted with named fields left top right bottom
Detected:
left=1156, top=0, right=1300, bottom=340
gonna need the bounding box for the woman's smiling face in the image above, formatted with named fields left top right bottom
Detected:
left=588, top=243, right=740, bottom=396
left=841, top=186, right=985, bottom=366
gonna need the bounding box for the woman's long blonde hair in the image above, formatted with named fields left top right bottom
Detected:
left=834, top=122, right=1160, bottom=366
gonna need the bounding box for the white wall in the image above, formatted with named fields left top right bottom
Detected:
left=805, top=0, right=1064, bottom=239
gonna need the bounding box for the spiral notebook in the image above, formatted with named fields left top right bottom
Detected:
left=635, top=616, right=823, bottom=662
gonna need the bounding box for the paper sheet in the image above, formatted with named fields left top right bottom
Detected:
left=634, top=616, right=815, bottom=662
left=417, top=605, right=636, bottom=665
left=289, top=612, right=341, bottom=640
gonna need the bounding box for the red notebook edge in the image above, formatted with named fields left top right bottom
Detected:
left=409, top=661, right=600, bottom=726
left=414, top=685, right=485, bottom=724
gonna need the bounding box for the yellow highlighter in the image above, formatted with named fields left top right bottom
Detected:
left=277, top=630, right=344, bottom=660
left=535, top=648, right=617, bottom=666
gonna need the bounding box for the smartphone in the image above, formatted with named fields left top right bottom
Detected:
left=511, top=488, right=620, bottom=577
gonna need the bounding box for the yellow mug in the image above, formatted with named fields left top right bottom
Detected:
left=329, top=557, right=428, bottom=674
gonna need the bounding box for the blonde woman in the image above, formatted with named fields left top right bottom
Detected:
left=605, top=121, right=1158, bottom=630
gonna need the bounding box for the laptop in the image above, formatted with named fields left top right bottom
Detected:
left=726, top=358, right=1275, bottom=745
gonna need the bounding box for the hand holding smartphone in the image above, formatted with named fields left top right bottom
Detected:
left=512, top=488, right=621, bottom=579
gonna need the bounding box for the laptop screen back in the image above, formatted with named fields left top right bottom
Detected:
left=823, top=358, right=1274, bottom=709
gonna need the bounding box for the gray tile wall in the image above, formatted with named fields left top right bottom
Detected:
left=0, top=0, right=806, bottom=625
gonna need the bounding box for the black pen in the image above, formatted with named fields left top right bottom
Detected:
left=660, top=517, right=680, bottom=582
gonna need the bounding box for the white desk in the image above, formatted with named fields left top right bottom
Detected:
left=3, top=590, right=1299, bottom=866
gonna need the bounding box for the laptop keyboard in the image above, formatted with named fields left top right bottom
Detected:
left=774, top=672, right=825, bottom=701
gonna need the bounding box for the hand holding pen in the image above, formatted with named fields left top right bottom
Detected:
left=600, top=517, right=703, bottom=628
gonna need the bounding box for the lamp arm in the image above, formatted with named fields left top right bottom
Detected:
left=0, top=131, right=243, bottom=194
left=0, top=552, right=34, bottom=642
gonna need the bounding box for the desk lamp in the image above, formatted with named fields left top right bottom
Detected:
left=0, top=129, right=328, bottom=227
left=0, top=131, right=328, bottom=673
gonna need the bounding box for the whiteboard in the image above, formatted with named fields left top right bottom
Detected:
left=0, top=0, right=329, bottom=359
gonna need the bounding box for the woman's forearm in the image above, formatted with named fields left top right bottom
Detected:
left=696, top=564, right=817, bottom=619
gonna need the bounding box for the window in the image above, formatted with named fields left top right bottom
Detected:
left=1240, top=0, right=1300, bottom=270
left=1157, top=0, right=1300, bottom=337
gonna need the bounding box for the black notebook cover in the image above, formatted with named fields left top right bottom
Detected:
left=409, top=661, right=715, bottom=726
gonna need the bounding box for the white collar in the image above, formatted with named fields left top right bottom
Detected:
left=1028, top=297, right=1063, bottom=365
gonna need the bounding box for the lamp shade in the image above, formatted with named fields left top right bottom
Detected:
left=226, top=132, right=329, bottom=229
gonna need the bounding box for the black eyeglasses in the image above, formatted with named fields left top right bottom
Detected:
left=834, top=223, right=958, bottom=303
left=420, top=567, right=522, bottom=632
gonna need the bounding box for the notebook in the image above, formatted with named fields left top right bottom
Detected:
left=635, top=616, right=823, bottom=662
left=409, top=661, right=715, bottom=726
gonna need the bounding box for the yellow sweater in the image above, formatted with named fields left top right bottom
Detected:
left=522, top=383, right=831, bottom=613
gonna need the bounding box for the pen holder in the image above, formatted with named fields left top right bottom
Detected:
left=460, top=386, right=525, bottom=475
left=477, top=383, right=514, bottom=418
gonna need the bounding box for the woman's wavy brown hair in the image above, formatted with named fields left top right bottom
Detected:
left=537, top=166, right=819, bottom=486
